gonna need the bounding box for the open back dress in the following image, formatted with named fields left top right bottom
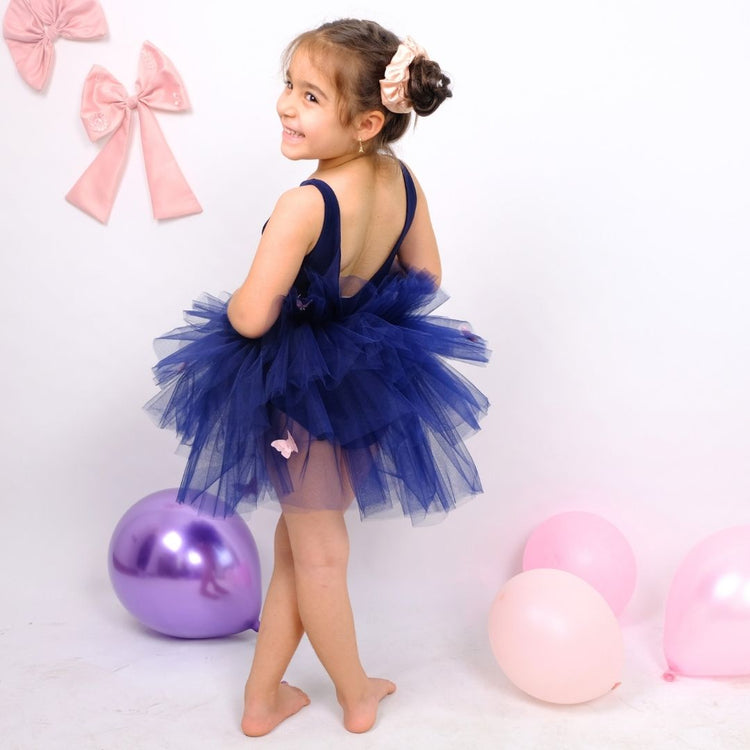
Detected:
left=146, top=162, right=490, bottom=524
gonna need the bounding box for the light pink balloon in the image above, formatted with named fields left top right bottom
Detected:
left=522, top=511, right=637, bottom=615
left=664, top=525, right=750, bottom=677
left=488, top=569, right=624, bottom=704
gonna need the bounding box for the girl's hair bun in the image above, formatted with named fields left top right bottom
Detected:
left=408, top=58, right=452, bottom=116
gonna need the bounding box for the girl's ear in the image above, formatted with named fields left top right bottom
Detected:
left=356, top=110, right=386, bottom=143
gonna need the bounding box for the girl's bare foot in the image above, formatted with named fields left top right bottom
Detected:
left=241, top=681, right=311, bottom=737
left=339, top=677, right=396, bottom=734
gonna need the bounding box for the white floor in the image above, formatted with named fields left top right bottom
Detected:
left=2, top=502, right=749, bottom=750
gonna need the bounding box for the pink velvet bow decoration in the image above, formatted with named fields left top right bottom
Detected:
left=66, top=42, right=202, bottom=223
left=3, top=0, right=108, bottom=91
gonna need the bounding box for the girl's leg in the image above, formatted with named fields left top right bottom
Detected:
left=241, top=516, right=310, bottom=737
left=283, top=508, right=395, bottom=733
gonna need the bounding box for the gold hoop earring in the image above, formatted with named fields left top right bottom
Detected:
left=358, top=138, right=365, bottom=154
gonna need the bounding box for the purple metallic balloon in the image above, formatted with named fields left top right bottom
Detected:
left=108, top=488, right=262, bottom=638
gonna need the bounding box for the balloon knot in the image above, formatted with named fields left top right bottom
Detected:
left=662, top=671, right=676, bottom=682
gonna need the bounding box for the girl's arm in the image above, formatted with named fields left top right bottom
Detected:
left=227, top=186, right=323, bottom=338
left=397, top=170, right=442, bottom=287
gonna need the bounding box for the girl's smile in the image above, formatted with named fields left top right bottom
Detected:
left=282, top=126, right=305, bottom=144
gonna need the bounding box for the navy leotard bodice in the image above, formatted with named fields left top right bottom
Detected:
left=291, top=161, right=417, bottom=295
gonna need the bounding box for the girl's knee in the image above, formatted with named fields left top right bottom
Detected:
left=293, top=531, right=349, bottom=572
left=283, top=511, right=350, bottom=571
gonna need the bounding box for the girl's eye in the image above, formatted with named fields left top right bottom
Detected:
left=284, top=79, right=292, bottom=90
left=305, top=92, right=318, bottom=103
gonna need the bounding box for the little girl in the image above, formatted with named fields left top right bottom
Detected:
left=148, top=18, right=490, bottom=736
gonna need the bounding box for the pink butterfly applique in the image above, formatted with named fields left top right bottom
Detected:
left=271, top=431, right=298, bottom=459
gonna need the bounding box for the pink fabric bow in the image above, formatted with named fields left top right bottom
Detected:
left=3, top=0, right=108, bottom=91
left=379, top=37, right=427, bottom=114
left=66, top=42, right=202, bottom=223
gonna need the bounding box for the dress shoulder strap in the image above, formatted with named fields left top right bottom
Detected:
left=398, top=160, right=417, bottom=236
left=296, top=178, right=342, bottom=278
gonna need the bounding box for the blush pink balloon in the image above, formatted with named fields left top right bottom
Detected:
left=522, top=511, right=637, bottom=616
left=664, top=525, right=750, bottom=677
left=488, top=569, right=624, bottom=704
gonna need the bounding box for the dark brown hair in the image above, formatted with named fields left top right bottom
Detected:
left=283, top=18, right=452, bottom=154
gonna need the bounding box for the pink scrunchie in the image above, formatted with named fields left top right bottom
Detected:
left=379, top=37, right=427, bottom=114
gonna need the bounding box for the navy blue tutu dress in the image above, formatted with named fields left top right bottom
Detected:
left=146, top=163, right=490, bottom=524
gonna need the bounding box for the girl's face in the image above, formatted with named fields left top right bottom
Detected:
left=277, top=49, right=359, bottom=166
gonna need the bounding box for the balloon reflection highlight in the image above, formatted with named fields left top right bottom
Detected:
left=108, top=488, right=262, bottom=639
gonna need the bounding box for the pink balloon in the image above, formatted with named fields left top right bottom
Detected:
left=664, top=525, right=750, bottom=677
left=488, top=569, right=624, bottom=704
left=522, top=511, right=637, bottom=615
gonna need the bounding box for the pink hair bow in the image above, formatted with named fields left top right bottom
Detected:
left=66, top=42, right=202, bottom=224
left=3, top=0, right=108, bottom=91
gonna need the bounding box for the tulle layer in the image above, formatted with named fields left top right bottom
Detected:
left=146, top=270, right=490, bottom=524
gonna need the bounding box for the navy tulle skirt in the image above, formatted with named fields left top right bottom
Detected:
left=146, top=269, right=490, bottom=525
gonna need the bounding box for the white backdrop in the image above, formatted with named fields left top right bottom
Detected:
left=2, top=0, right=749, bottom=661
